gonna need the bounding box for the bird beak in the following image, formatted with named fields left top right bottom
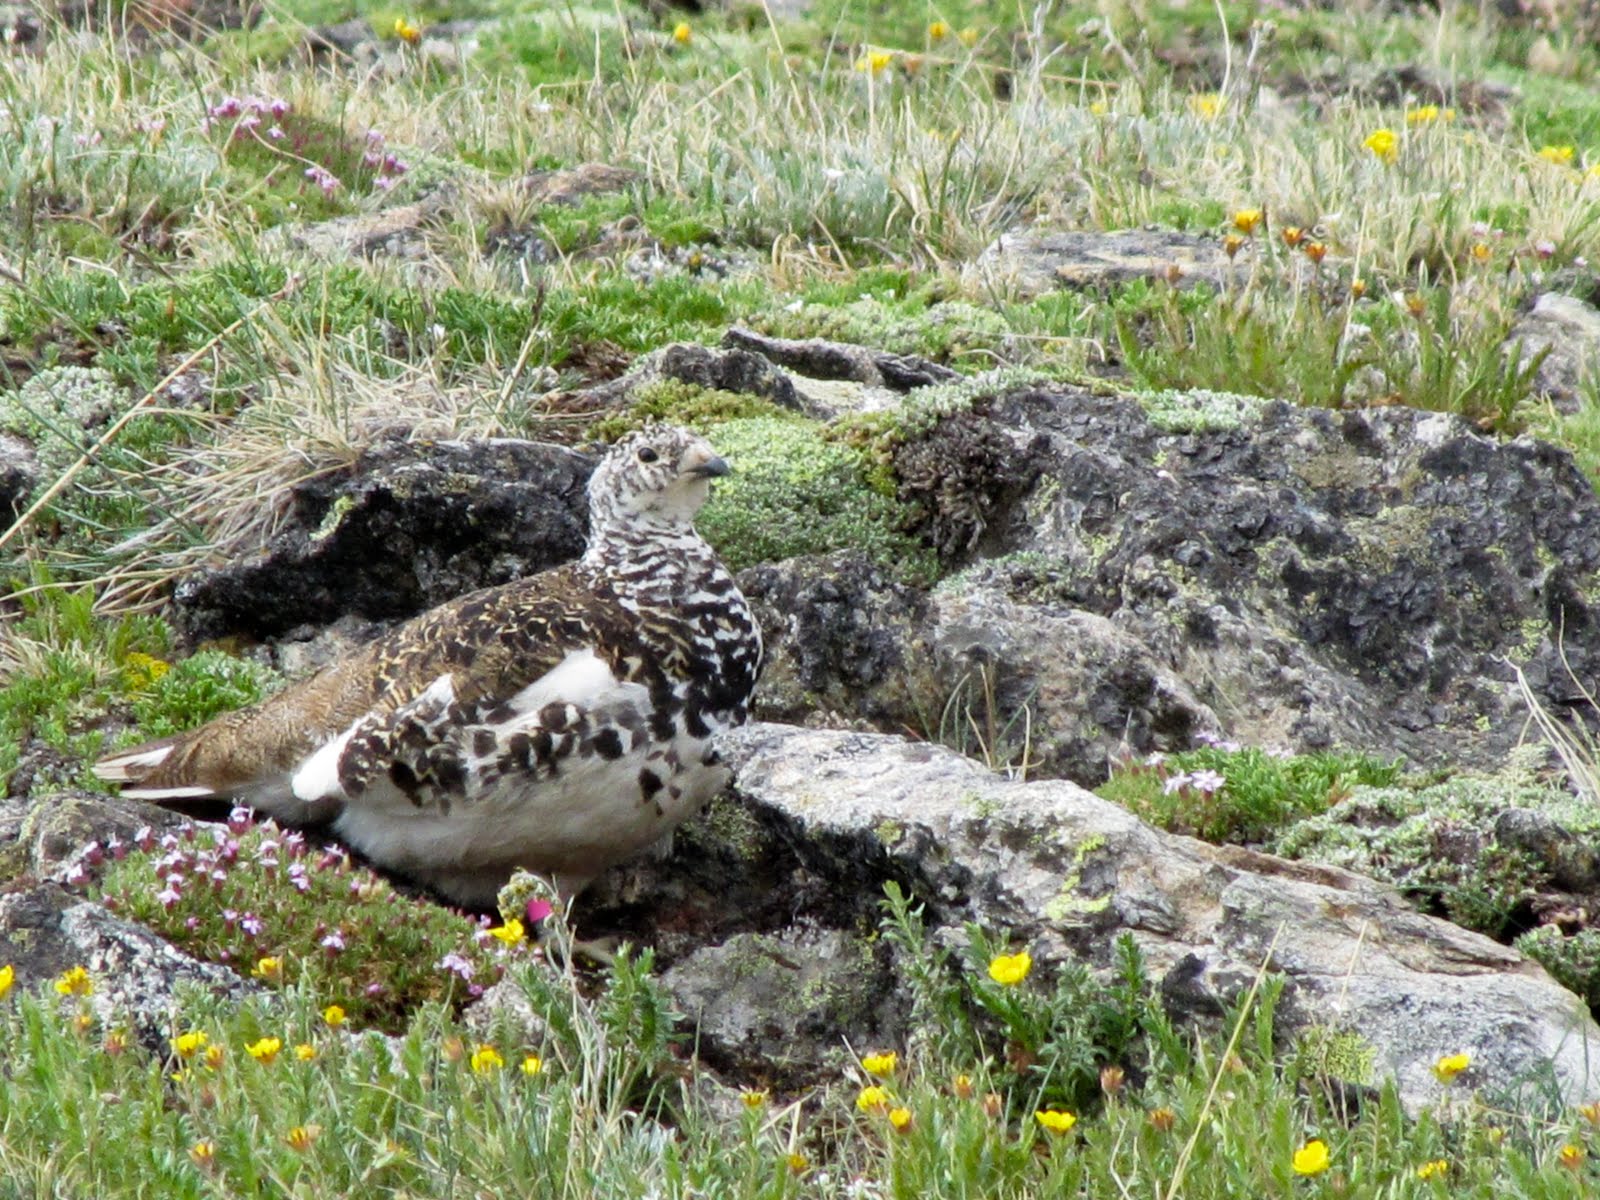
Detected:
left=683, top=451, right=731, bottom=479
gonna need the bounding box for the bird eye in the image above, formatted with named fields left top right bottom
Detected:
left=637, top=447, right=659, bottom=463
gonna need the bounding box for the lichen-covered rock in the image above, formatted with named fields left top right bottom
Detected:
left=757, top=385, right=1600, bottom=776
left=176, top=437, right=593, bottom=640
left=582, top=723, right=1599, bottom=1110
left=0, top=791, right=185, bottom=875
left=0, top=884, right=258, bottom=1049
left=0, top=366, right=125, bottom=475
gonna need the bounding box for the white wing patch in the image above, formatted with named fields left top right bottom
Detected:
left=291, top=674, right=458, bottom=805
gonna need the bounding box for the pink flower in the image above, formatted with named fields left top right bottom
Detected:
left=525, top=898, right=555, bottom=923
left=156, top=886, right=182, bottom=909
left=228, top=807, right=253, bottom=834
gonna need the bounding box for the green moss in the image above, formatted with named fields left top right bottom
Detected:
left=1272, top=758, right=1599, bottom=938
left=587, top=379, right=792, bottom=443
left=1100, top=745, right=1403, bottom=846
left=696, top=415, right=938, bottom=578
left=1136, top=387, right=1269, bottom=434
left=1292, top=1025, right=1377, bottom=1087
left=758, top=295, right=1012, bottom=365
left=126, top=651, right=282, bottom=740
left=1516, top=926, right=1600, bottom=1012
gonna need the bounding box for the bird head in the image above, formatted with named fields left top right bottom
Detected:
left=588, top=425, right=730, bottom=533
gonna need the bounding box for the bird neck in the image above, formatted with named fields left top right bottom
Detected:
left=580, top=519, right=726, bottom=597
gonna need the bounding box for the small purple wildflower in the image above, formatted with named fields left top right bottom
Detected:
left=267, top=125, right=285, bottom=140
left=156, top=885, right=182, bottom=909
left=288, top=863, right=310, bottom=894
left=185, top=916, right=200, bottom=930
left=82, top=842, right=104, bottom=867
left=240, top=913, right=264, bottom=937
left=270, top=97, right=290, bottom=118
left=1161, top=773, right=1191, bottom=796
left=1143, top=752, right=1166, bottom=768
left=321, top=931, right=346, bottom=955
left=63, top=862, right=89, bottom=886
left=228, top=807, right=253, bottom=835
left=106, top=837, right=126, bottom=861
left=208, top=96, right=242, bottom=119
left=304, top=164, right=340, bottom=197
left=1535, top=239, right=1557, bottom=260
left=437, top=952, right=474, bottom=980
left=1189, top=769, right=1227, bottom=794
left=135, top=826, right=155, bottom=852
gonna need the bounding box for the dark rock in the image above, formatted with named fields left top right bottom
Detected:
left=722, top=326, right=960, bottom=391
left=893, top=407, right=1045, bottom=558
left=176, top=437, right=593, bottom=641
left=740, top=551, right=932, bottom=728
left=0, top=430, right=38, bottom=516
left=752, top=386, right=1600, bottom=778
left=579, top=342, right=804, bottom=415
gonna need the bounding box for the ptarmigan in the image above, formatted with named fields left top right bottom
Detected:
left=95, top=426, right=762, bottom=908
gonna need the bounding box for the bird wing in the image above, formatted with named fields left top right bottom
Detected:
left=93, top=567, right=632, bottom=815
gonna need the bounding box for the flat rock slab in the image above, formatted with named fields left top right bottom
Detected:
left=612, top=723, right=1597, bottom=1110
left=972, top=229, right=1251, bottom=299
left=1507, top=291, right=1600, bottom=414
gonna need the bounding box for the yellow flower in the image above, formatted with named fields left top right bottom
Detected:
left=957, top=26, right=979, bottom=46
left=1350, top=278, right=1367, bottom=298
left=861, top=1051, right=898, bottom=1076
left=987, top=950, right=1032, bottom=986
left=1561, top=1143, right=1587, bottom=1169
left=1035, top=1109, right=1078, bottom=1135
left=952, top=1073, right=974, bottom=1099
left=0, top=964, right=13, bottom=1000
left=1469, top=242, right=1492, bottom=262
left=1589, top=162, right=1600, bottom=180
left=522, top=1054, right=543, bottom=1076
left=855, top=50, right=894, bottom=74
left=247, top=1036, right=282, bottom=1065
left=1292, top=1139, right=1330, bottom=1176
left=785, top=1151, right=809, bottom=1174
left=1416, top=1159, right=1448, bottom=1180
left=393, top=16, right=420, bottom=42
left=54, top=966, right=93, bottom=997
left=171, top=1030, right=209, bottom=1059
left=672, top=21, right=691, bottom=44
left=488, top=918, right=525, bottom=945
left=888, top=1106, right=913, bottom=1133
left=1089, top=100, right=1108, bottom=116
left=1223, top=233, right=1246, bottom=259
left=203, top=1043, right=225, bottom=1070
left=856, top=1085, right=891, bottom=1113
left=294, top=1043, right=317, bottom=1061
left=471, top=1044, right=504, bottom=1073
left=103, top=1030, right=129, bottom=1056
left=927, top=20, right=949, bottom=40
left=1303, top=241, right=1327, bottom=264
left=1149, top=1106, right=1176, bottom=1132
left=1432, top=1052, right=1469, bottom=1084
left=1363, top=128, right=1398, bottom=164
left=1539, top=144, right=1576, bottom=165
left=189, top=1140, right=216, bottom=1170
left=322, top=1004, right=346, bottom=1028
left=1189, top=93, right=1224, bottom=120
left=741, top=1089, right=767, bottom=1109
left=286, top=1124, right=321, bottom=1152
left=121, top=652, right=170, bottom=689
left=252, top=956, right=283, bottom=981
left=1405, top=104, right=1440, bottom=125
left=1581, top=1101, right=1600, bottom=1125
left=1232, top=208, right=1263, bottom=234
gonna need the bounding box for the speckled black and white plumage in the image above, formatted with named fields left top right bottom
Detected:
left=95, top=426, right=763, bottom=907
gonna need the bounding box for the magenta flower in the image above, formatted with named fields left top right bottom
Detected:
left=525, top=898, right=555, bottom=923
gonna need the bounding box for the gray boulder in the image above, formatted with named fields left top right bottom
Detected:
left=583, top=723, right=1598, bottom=1110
